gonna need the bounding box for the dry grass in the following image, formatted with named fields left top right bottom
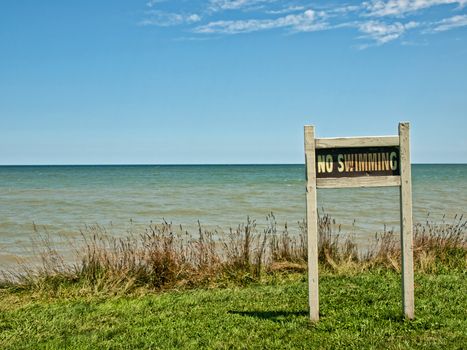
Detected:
left=365, top=214, right=466, bottom=272
left=1, top=213, right=465, bottom=294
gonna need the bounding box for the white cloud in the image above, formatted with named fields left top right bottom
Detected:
left=194, top=9, right=327, bottom=34
left=138, top=1, right=467, bottom=47
left=265, top=6, right=305, bottom=15
left=432, top=14, right=467, bottom=31
left=208, top=0, right=277, bottom=12
left=364, top=0, right=467, bottom=17
left=188, top=14, right=202, bottom=22
left=140, top=11, right=201, bottom=26
left=146, top=0, right=167, bottom=8
left=334, top=5, right=362, bottom=13
left=358, top=20, right=418, bottom=44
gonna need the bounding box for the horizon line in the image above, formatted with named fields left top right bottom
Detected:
left=0, top=162, right=466, bottom=167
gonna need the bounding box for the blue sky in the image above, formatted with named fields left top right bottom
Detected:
left=1, top=0, right=466, bottom=164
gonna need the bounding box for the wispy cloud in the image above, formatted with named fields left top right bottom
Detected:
left=358, top=20, right=418, bottom=44
left=194, top=10, right=327, bottom=34
left=146, top=0, right=167, bottom=8
left=432, top=14, right=467, bottom=31
left=208, top=0, right=277, bottom=12
left=363, top=0, right=467, bottom=17
left=140, top=11, right=201, bottom=27
left=265, top=5, right=305, bottom=15
left=139, top=0, right=467, bottom=47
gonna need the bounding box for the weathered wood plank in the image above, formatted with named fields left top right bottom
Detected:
left=316, top=175, right=401, bottom=189
left=399, top=122, right=415, bottom=320
left=315, top=136, right=399, bottom=149
left=304, top=125, right=319, bottom=322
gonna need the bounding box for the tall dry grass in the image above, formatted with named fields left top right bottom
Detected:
left=365, top=214, right=466, bottom=272
left=1, top=214, right=465, bottom=293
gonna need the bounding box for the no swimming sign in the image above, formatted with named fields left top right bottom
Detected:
left=315, top=146, right=400, bottom=178
left=304, top=123, right=414, bottom=322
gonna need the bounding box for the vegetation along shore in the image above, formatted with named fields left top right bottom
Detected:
left=0, top=214, right=465, bottom=349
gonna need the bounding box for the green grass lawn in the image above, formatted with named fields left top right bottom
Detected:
left=1, top=270, right=466, bottom=349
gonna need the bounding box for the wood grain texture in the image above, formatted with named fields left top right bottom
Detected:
left=399, top=122, right=415, bottom=320
left=316, top=176, right=401, bottom=189
left=304, top=125, right=319, bottom=322
left=315, top=136, right=399, bottom=149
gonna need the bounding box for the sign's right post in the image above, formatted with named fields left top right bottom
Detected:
left=399, top=122, right=415, bottom=319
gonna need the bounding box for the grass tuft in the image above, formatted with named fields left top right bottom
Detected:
left=1, top=213, right=465, bottom=294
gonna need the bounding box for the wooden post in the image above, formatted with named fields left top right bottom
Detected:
left=399, top=122, right=415, bottom=319
left=304, top=125, right=319, bottom=322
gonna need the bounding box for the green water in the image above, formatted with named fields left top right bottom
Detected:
left=0, top=164, right=466, bottom=267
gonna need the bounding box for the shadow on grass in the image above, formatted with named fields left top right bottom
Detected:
left=229, top=309, right=408, bottom=323
left=228, top=310, right=307, bottom=321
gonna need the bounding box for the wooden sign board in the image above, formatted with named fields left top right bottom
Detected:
left=316, top=146, right=400, bottom=178
left=304, top=122, right=414, bottom=322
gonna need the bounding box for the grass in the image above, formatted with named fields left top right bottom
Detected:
left=1, top=270, right=466, bottom=349
left=0, top=214, right=465, bottom=349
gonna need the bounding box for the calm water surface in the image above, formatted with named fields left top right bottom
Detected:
left=0, top=164, right=466, bottom=267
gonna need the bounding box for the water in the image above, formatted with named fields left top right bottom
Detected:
left=0, top=164, right=466, bottom=268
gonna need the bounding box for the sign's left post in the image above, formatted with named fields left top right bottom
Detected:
left=304, top=125, right=319, bottom=322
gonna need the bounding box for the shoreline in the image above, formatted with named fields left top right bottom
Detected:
left=1, top=213, right=465, bottom=292
left=1, top=212, right=465, bottom=269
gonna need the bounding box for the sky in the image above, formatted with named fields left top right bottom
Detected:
left=1, top=0, right=466, bottom=165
